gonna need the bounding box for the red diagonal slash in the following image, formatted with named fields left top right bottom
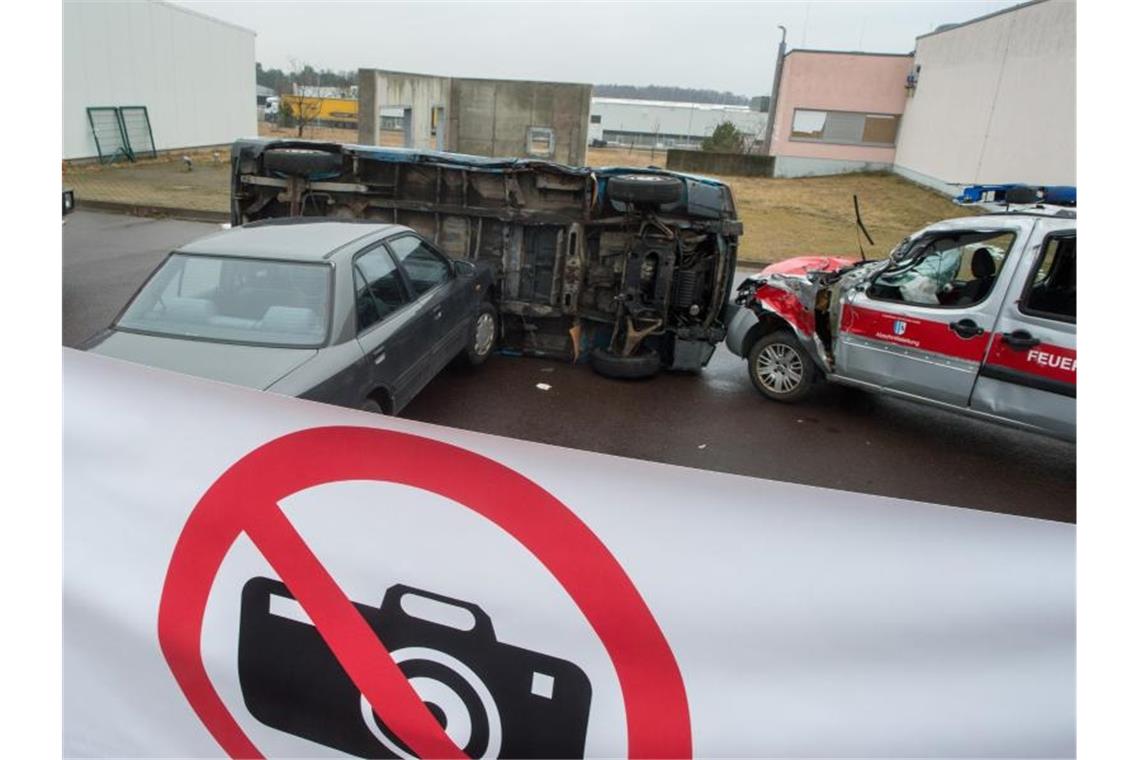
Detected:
left=158, top=426, right=691, bottom=758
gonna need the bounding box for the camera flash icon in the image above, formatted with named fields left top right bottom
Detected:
left=531, top=672, right=555, bottom=699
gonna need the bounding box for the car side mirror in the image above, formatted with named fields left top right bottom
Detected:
left=452, top=259, right=476, bottom=277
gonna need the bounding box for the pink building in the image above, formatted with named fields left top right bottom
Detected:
left=767, top=50, right=913, bottom=178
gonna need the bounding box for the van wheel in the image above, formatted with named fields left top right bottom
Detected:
left=589, top=347, right=661, bottom=380
left=748, top=331, right=815, bottom=402
left=263, top=148, right=342, bottom=178
left=462, top=302, right=497, bottom=366
left=361, top=399, right=385, bottom=414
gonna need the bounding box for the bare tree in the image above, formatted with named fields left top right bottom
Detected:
left=284, top=58, right=324, bottom=138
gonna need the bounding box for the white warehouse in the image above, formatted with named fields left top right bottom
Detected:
left=63, top=0, right=256, bottom=161
left=893, top=0, right=1075, bottom=192
left=589, top=98, right=767, bottom=150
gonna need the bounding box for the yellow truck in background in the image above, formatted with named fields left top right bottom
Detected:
left=278, top=95, right=359, bottom=129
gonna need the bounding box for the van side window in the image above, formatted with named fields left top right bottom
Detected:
left=1021, top=234, right=1076, bottom=322
left=867, top=231, right=1015, bottom=307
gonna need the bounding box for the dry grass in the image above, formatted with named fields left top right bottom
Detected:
left=64, top=133, right=968, bottom=263
left=717, top=172, right=970, bottom=263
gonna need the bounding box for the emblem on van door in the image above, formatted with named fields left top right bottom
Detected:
left=893, top=320, right=907, bottom=336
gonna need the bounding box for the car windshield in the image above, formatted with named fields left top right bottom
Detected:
left=116, top=253, right=331, bottom=347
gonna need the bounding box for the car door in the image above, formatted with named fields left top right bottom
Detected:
left=832, top=223, right=1029, bottom=407
left=387, top=233, right=470, bottom=373
left=970, top=227, right=1076, bottom=438
left=352, top=244, right=429, bottom=412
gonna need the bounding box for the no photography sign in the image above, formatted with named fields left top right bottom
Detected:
left=63, top=350, right=1075, bottom=758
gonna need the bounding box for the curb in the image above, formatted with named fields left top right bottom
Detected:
left=75, top=199, right=229, bottom=224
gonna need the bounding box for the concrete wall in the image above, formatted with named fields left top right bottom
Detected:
left=769, top=51, right=913, bottom=169
left=359, top=69, right=590, bottom=165
left=63, top=0, right=256, bottom=160
left=359, top=70, right=450, bottom=149
left=894, top=0, right=1075, bottom=190
left=451, top=79, right=591, bottom=165
left=773, top=156, right=894, bottom=178
left=666, top=150, right=774, bottom=177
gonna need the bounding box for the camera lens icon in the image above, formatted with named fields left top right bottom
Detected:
left=361, top=647, right=502, bottom=759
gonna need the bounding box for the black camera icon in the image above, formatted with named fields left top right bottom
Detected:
left=238, top=577, right=592, bottom=758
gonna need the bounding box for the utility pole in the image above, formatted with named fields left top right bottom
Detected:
left=761, top=25, right=787, bottom=156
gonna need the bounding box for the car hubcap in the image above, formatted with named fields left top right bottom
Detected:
left=755, top=343, right=804, bottom=394
left=473, top=313, right=495, bottom=355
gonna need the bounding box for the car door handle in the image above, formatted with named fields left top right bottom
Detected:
left=1001, top=329, right=1041, bottom=350
left=949, top=319, right=984, bottom=338
left=372, top=351, right=386, bottom=365
left=433, top=309, right=443, bottom=321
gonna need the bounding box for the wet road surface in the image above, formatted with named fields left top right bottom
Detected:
left=64, top=210, right=1075, bottom=522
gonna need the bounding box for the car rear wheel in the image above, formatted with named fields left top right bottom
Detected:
left=747, top=331, right=815, bottom=402
left=462, top=302, right=497, bottom=366
left=589, top=347, right=661, bottom=380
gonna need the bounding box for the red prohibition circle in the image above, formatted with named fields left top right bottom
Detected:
left=157, top=426, right=691, bottom=759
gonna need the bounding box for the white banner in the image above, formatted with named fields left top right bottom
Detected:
left=63, top=349, right=1074, bottom=758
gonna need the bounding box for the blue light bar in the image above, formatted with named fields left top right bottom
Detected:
left=955, top=184, right=1076, bottom=206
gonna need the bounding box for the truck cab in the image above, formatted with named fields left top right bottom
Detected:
left=726, top=187, right=1076, bottom=440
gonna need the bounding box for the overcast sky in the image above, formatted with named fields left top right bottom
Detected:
left=175, top=1, right=1020, bottom=96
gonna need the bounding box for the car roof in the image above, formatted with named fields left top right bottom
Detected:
left=177, top=219, right=404, bottom=261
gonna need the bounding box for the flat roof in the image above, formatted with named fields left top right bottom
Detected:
left=179, top=220, right=399, bottom=261
left=591, top=97, right=755, bottom=112
left=360, top=67, right=590, bottom=89
left=160, top=0, right=256, bottom=36
left=784, top=48, right=914, bottom=59
left=916, top=0, right=1047, bottom=41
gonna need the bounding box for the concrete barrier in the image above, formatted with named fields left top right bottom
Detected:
left=665, top=150, right=774, bottom=177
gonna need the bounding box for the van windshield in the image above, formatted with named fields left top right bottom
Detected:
left=116, top=253, right=331, bottom=347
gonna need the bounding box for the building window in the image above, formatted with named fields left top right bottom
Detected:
left=526, top=126, right=555, bottom=157
left=790, top=109, right=900, bottom=147
left=590, top=114, right=602, bottom=124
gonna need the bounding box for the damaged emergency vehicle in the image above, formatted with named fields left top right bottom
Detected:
left=229, top=139, right=742, bottom=379
left=726, top=185, right=1076, bottom=440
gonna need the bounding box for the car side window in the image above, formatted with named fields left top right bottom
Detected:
left=867, top=231, right=1015, bottom=308
left=388, top=235, right=452, bottom=296
left=1021, top=233, right=1076, bottom=322
left=354, top=247, right=409, bottom=333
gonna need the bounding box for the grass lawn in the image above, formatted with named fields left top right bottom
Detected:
left=65, top=137, right=969, bottom=264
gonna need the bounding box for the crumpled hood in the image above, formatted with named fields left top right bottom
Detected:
left=760, top=256, right=855, bottom=277
left=86, top=331, right=317, bottom=390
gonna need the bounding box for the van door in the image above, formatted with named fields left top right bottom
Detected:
left=833, top=224, right=1027, bottom=407
left=971, top=229, right=1076, bottom=439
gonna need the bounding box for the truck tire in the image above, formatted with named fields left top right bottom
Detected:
left=608, top=174, right=683, bottom=205
left=747, top=330, right=816, bottom=402
left=589, top=347, right=661, bottom=380
left=263, top=149, right=342, bottom=178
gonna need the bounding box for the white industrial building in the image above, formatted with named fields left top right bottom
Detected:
left=893, top=0, right=1075, bottom=192
left=589, top=98, right=767, bottom=150
left=63, top=0, right=256, bottom=161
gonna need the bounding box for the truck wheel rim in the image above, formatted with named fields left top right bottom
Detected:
left=474, top=313, right=495, bottom=355
left=756, top=344, right=803, bottom=394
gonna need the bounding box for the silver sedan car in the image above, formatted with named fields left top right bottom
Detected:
left=84, top=218, right=497, bottom=414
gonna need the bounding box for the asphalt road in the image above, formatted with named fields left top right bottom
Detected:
left=63, top=210, right=1075, bottom=522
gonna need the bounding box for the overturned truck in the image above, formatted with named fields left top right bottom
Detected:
left=230, top=139, right=742, bottom=377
